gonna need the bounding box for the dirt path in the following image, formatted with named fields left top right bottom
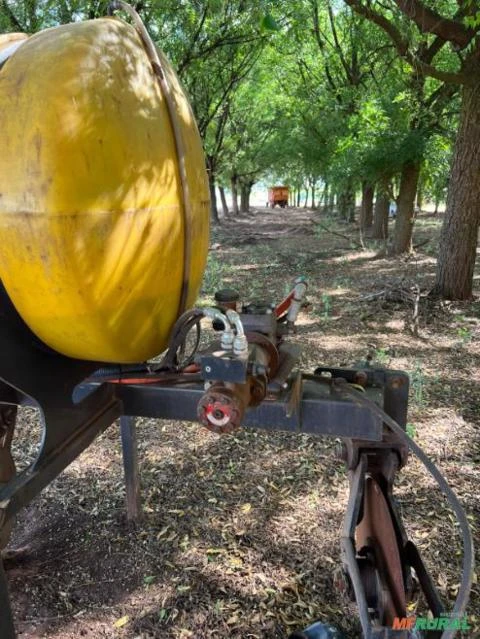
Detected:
left=7, top=207, right=480, bottom=638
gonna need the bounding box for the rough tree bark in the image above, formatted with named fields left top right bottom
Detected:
left=433, top=78, right=480, bottom=299
left=391, top=161, right=421, bottom=254
left=372, top=179, right=390, bottom=239
left=360, top=182, right=374, bottom=230
left=219, top=186, right=229, bottom=217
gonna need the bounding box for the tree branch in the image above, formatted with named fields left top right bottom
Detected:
left=392, top=0, right=476, bottom=49
left=1, top=0, right=23, bottom=30
left=327, top=1, right=353, bottom=84
left=406, top=55, right=467, bottom=83
left=177, top=1, right=210, bottom=75
left=344, top=0, right=408, bottom=55
left=344, top=0, right=468, bottom=84
left=422, top=35, right=447, bottom=65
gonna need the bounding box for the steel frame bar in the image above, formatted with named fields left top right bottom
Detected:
left=78, top=376, right=385, bottom=440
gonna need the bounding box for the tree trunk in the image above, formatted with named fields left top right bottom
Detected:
left=360, top=182, right=374, bottom=230
left=416, top=181, right=423, bottom=212
left=328, top=189, right=335, bottom=213
left=323, top=182, right=329, bottom=211
left=208, top=170, right=219, bottom=224
left=341, top=181, right=355, bottom=222
left=297, top=190, right=301, bottom=207
left=245, top=181, right=254, bottom=211
left=348, top=190, right=355, bottom=222
left=391, top=161, right=421, bottom=254
left=311, top=182, right=316, bottom=208
left=433, top=79, right=480, bottom=300
left=303, top=186, right=309, bottom=207
left=240, top=185, right=249, bottom=213
left=231, top=175, right=239, bottom=214
left=372, top=179, right=389, bottom=239
left=338, top=191, right=347, bottom=219
left=219, top=186, right=229, bottom=217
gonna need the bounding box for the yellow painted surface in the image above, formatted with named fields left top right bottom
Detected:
left=0, top=33, right=28, bottom=51
left=0, top=18, right=209, bottom=362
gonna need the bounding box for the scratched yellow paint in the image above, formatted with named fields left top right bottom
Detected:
left=0, top=18, right=209, bottom=363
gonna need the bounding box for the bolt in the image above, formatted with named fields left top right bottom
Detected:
left=354, top=370, right=368, bottom=387
left=205, top=366, right=212, bottom=373
left=389, top=375, right=406, bottom=389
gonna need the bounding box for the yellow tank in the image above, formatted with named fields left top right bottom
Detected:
left=0, top=17, right=209, bottom=363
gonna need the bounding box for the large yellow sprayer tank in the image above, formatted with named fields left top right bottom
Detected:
left=0, top=15, right=210, bottom=363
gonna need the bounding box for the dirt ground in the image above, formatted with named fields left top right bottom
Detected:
left=6, top=206, right=480, bottom=638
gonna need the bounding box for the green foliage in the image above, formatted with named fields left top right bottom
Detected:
left=201, top=254, right=233, bottom=298
left=457, top=326, right=472, bottom=346
left=406, top=423, right=417, bottom=439
left=321, top=293, right=332, bottom=319
left=261, top=13, right=281, bottom=32
left=411, top=361, right=425, bottom=407
left=0, top=0, right=461, bottom=220
left=373, top=347, right=390, bottom=365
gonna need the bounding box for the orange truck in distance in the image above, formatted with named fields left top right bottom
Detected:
left=268, top=185, right=289, bottom=208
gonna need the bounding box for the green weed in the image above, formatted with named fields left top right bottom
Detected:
left=411, top=361, right=425, bottom=406
left=201, top=254, right=233, bottom=296
left=321, top=292, right=332, bottom=319
left=406, top=423, right=417, bottom=439
left=457, top=326, right=472, bottom=345
left=374, top=347, right=390, bottom=365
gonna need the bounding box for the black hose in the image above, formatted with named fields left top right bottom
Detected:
left=158, top=308, right=204, bottom=371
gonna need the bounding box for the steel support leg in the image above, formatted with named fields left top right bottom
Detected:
left=120, top=416, right=142, bottom=523
left=0, top=405, right=17, bottom=550
left=0, top=559, right=15, bottom=639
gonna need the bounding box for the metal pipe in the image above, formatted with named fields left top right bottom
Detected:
left=226, top=309, right=248, bottom=356
left=203, top=308, right=233, bottom=350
